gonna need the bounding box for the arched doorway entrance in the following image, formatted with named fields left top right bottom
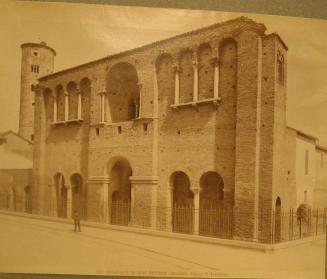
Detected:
left=24, top=185, right=32, bottom=213
left=171, top=171, right=194, bottom=234
left=71, top=173, right=84, bottom=219
left=109, top=158, right=132, bottom=225
left=274, top=197, right=282, bottom=243
left=199, top=172, right=225, bottom=237
left=54, top=173, right=67, bottom=218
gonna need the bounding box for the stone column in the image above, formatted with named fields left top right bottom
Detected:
left=173, top=64, right=180, bottom=105
left=53, top=95, right=57, bottom=122
left=105, top=91, right=112, bottom=123
left=192, top=60, right=198, bottom=102
left=212, top=57, right=220, bottom=99
left=66, top=185, right=72, bottom=219
left=192, top=187, right=200, bottom=235
left=64, top=91, right=69, bottom=121
left=137, top=83, right=143, bottom=118
left=99, top=91, right=106, bottom=123
left=77, top=88, right=82, bottom=119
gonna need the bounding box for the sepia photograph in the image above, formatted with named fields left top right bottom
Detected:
left=0, top=0, right=326, bottom=278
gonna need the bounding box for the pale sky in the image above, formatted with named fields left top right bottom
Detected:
left=1, top=1, right=327, bottom=144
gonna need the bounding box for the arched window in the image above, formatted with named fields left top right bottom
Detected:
left=198, top=44, right=214, bottom=100
left=80, top=78, right=91, bottom=122
left=156, top=53, right=174, bottom=117
left=55, top=85, right=65, bottom=121
left=179, top=50, right=194, bottom=104
left=67, top=82, right=78, bottom=120
left=44, top=88, right=53, bottom=123
left=106, top=63, right=140, bottom=122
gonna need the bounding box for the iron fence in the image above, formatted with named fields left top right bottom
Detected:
left=3, top=198, right=326, bottom=244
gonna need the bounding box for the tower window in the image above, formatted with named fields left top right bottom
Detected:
left=277, top=50, right=284, bottom=85
left=33, top=51, right=38, bottom=57
left=31, top=64, right=40, bottom=73
left=30, top=134, right=34, bottom=141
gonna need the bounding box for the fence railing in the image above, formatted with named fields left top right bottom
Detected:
left=3, top=198, right=326, bottom=244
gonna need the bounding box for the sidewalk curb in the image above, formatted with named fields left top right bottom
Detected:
left=1, top=210, right=324, bottom=252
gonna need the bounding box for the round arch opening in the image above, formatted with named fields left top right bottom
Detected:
left=108, top=158, right=132, bottom=226
left=54, top=173, right=67, bottom=218
left=171, top=171, right=194, bottom=234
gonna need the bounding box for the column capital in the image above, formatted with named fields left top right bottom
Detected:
left=172, top=63, right=180, bottom=73
left=191, top=187, right=201, bottom=195
left=211, top=56, right=220, bottom=66
left=137, top=82, right=143, bottom=91
left=192, top=60, right=198, bottom=68
left=34, top=84, right=46, bottom=94
left=98, top=90, right=107, bottom=95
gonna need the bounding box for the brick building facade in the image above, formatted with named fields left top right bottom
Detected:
left=19, top=16, right=326, bottom=242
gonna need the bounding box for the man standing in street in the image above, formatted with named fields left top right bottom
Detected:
left=73, top=210, right=81, bottom=232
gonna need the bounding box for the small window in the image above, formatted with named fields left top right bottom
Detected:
left=117, top=126, right=122, bottom=134
left=277, top=50, right=284, bottom=85
left=33, top=51, right=38, bottom=57
left=143, top=123, right=148, bottom=132
left=30, top=134, right=34, bottom=141
left=305, top=149, right=309, bottom=175
left=96, top=128, right=100, bottom=136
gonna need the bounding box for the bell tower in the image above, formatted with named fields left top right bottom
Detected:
left=19, top=42, right=56, bottom=141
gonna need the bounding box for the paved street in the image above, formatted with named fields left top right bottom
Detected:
left=0, top=213, right=325, bottom=278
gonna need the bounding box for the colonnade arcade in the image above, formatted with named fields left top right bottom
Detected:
left=53, top=172, right=85, bottom=219
left=43, top=78, right=91, bottom=124
left=170, top=171, right=231, bottom=237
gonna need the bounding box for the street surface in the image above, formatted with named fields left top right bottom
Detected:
left=0, top=213, right=325, bottom=278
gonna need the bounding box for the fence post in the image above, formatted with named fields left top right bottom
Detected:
left=271, top=209, right=275, bottom=244
left=316, top=208, right=319, bottom=236
left=299, top=217, right=302, bottom=238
